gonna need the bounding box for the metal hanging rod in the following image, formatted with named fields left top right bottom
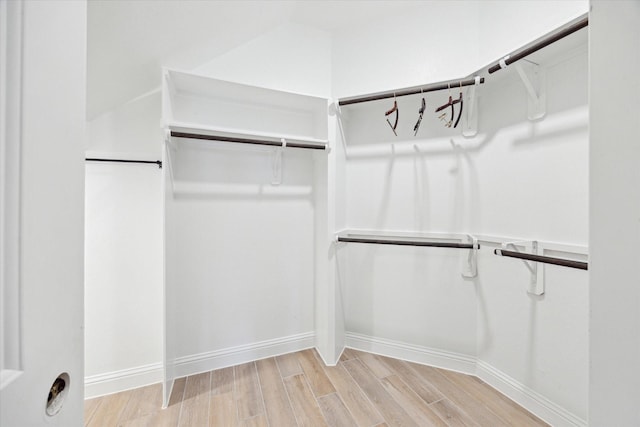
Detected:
left=494, top=248, right=588, bottom=270
left=338, top=236, right=479, bottom=249
left=338, top=77, right=485, bottom=107
left=170, top=131, right=327, bottom=150
left=488, top=16, right=588, bottom=74
left=86, top=158, right=162, bottom=168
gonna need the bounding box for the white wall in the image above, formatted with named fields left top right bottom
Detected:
left=84, top=162, right=163, bottom=397
left=195, top=23, right=331, bottom=98
left=84, top=91, right=164, bottom=397
left=589, top=1, right=640, bottom=425
left=332, top=1, right=481, bottom=99
left=334, top=2, right=589, bottom=425
left=87, top=92, right=163, bottom=159
left=0, top=1, right=86, bottom=425
left=474, top=49, right=589, bottom=425
left=477, top=1, right=588, bottom=67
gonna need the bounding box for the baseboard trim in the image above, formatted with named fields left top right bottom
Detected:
left=345, top=333, right=585, bottom=427
left=345, top=332, right=476, bottom=375
left=173, top=332, right=315, bottom=379
left=85, top=333, right=586, bottom=427
left=84, top=362, right=163, bottom=399
left=476, top=360, right=587, bottom=427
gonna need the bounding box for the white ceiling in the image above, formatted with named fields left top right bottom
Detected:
left=87, top=0, right=425, bottom=119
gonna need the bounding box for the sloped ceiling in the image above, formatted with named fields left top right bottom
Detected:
left=87, top=0, right=425, bottom=120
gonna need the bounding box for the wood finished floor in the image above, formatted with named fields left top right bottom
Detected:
left=84, top=348, right=549, bottom=427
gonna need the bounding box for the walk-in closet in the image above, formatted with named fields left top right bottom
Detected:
left=2, top=1, right=640, bottom=426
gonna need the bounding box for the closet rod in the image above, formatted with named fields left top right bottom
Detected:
left=170, top=131, right=327, bottom=150
left=338, top=236, right=479, bottom=249
left=337, top=77, right=485, bottom=107
left=494, top=249, right=588, bottom=270
left=85, top=158, right=162, bottom=168
left=487, top=16, right=588, bottom=74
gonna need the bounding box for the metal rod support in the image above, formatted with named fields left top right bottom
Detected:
left=170, top=131, right=327, bottom=150
left=338, top=77, right=485, bottom=107
left=85, top=158, right=162, bottom=168
left=338, top=236, right=479, bottom=249
left=494, top=249, right=588, bottom=270
left=488, top=16, right=588, bottom=74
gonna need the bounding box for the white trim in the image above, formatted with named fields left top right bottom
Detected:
left=345, top=332, right=476, bottom=375
left=345, top=333, right=586, bottom=426
left=84, top=362, right=164, bottom=399
left=173, top=332, right=315, bottom=379
left=476, top=360, right=587, bottom=427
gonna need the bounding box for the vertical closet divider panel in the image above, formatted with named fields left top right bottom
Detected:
left=161, top=70, right=332, bottom=407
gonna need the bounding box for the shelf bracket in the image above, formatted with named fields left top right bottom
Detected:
left=462, top=77, right=480, bottom=138
left=513, top=61, right=546, bottom=121
left=461, top=235, right=479, bottom=278
left=501, top=240, right=544, bottom=295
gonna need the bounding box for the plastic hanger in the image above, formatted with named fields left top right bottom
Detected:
left=435, top=83, right=464, bottom=128
left=385, top=93, right=399, bottom=136
left=414, top=89, right=426, bottom=136
left=453, top=82, right=463, bottom=128
left=435, top=84, right=454, bottom=127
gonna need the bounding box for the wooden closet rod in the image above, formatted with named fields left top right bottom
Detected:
left=338, top=236, right=479, bottom=249
left=86, top=158, right=162, bottom=168
left=487, top=16, right=588, bottom=74
left=494, top=249, right=588, bottom=270
left=170, top=131, right=327, bottom=150
left=338, top=77, right=485, bottom=107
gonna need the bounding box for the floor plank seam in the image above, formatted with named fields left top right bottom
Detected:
left=253, top=361, right=271, bottom=427
left=339, top=358, right=391, bottom=426
left=299, top=368, right=330, bottom=425
left=277, top=359, right=302, bottom=427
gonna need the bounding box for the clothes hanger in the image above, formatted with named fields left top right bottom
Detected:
left=435, top=84, right=454, bottom=127
left=453, top=81, right=463, bottom=128
left=385, top=93, right=399, bottom=136
left=414, top=89, right=426, bottom=136
left=435, top=82, right=464, bottom=128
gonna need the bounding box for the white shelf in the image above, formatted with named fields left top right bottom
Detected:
left=163, top=69, right=329, bottom=145
left=167, top=121, right=328, bottom=149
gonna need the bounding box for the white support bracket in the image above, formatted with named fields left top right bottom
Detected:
left=163, top=129, right=176, bottom=193
left=461, top=235, right=479, bottom=278
left=501, top=240, right=544, bottom=295
left=270, top=138, right=286, bottom=185
left=462, top=76, right=480, bottom=138
left=513, top=61, right=546, bottom=121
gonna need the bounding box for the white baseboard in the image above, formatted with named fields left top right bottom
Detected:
left=476, top=360, right=587, bottom=427
left=85, top=332, right=585, bottom=427
left=84, top=362, right=163, bottom=399
left=345, top=333, right=585, bottom=427
left=345, top=332, right=476, bottom=375
left=173, top=331, right=315, bottom=379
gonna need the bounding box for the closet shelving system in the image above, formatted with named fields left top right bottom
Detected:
left=161, top=68, right=331, bottom=407
left=334, top=13, right=589, bottom=279
left=160, top=13, right=589, bottom=412
left=162, top=69, right=329, bottom=152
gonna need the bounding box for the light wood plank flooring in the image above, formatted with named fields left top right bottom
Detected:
left=84, top=348, right=549, bottom=427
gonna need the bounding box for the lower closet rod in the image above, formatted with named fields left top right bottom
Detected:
left=338, top=236, right=479, bottom=249
left=170, top=131, right=327, bottom=150
left=494, top=249, right=588, bottom=270
left=86, top=158, right=162, bottom=168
